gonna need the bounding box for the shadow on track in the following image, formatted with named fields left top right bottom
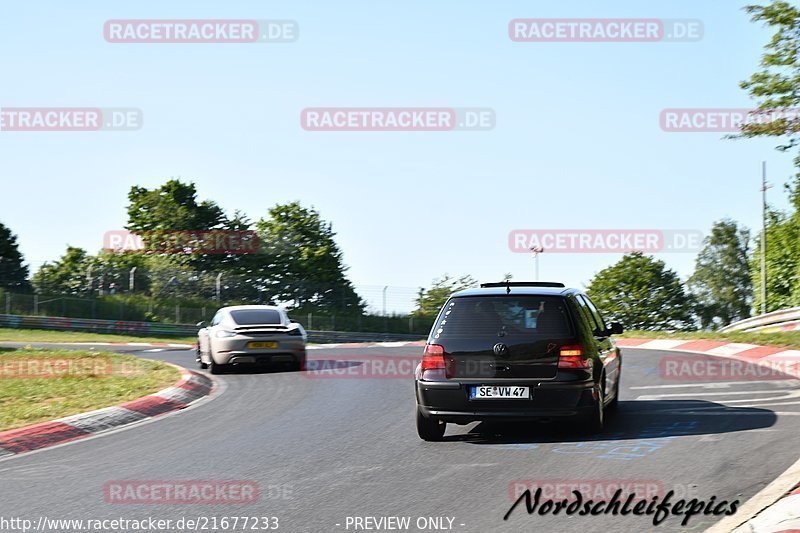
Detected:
left=454, top=400, right=777, bottom=445
left=216, top=359, right=365, bottom=375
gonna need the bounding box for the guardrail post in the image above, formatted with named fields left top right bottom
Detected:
left=5, top=293, right=10, bottom=315
left=33, top=295, right=38, bottom=315
left=176, top=304, right=180, bottom=323
left=307, top=312, right=312, bottom=330
left=409, top=316, right=413, bottom=333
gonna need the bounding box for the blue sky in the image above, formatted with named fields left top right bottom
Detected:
left=0, top=1, right=795, bottom=313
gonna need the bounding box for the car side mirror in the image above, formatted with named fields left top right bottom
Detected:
left=289, top=319, right=299, bottom=324
left=608, top=322, right=623, bottom=335
left=196, top=321, right=208, bottom=328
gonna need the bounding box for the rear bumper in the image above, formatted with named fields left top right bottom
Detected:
left=416, top=378, right=595, bottom=423
left=210, top=336, right=306, bottom=365
left=215, top=350, right=306, bottom=365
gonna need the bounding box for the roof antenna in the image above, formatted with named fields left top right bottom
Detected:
left=505, top=279, right=511, bottom=294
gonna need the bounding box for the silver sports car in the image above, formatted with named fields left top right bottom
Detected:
left=196, top=305, right=307, bottom=374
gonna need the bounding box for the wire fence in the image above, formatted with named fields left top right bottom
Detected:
left=21, top=266, right=422, bottom=314
left=0, top=287, right=435, bottom=335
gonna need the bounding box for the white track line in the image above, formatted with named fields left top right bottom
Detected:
left=630, top=380, right=800, bottom=390
left=637, top=390, right=792, bottom=399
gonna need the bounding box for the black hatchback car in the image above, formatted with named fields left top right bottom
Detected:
left=414, top=282, right=623, bottom=441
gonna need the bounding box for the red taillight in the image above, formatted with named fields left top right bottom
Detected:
left=421, top=344, right=446, bottom=370
left=558, top=344, right=592, bottom=369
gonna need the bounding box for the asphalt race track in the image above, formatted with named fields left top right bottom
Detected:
left=1, top=343, right=799, bottom=532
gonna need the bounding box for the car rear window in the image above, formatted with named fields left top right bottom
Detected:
left=431, top=296, right=574, bottom=340
left=229, top=309, right=283, bottom=325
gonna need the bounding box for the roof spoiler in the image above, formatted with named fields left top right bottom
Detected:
left=480, top=281, right=565, bottom=288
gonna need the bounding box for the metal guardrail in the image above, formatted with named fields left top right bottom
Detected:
left=719, top=307, right=800, bottom=333
left=0, top=314, right=425, bottom=343
left=0, top=314, right=196, bottom=336
left=307, top=330, right=424, bottom=343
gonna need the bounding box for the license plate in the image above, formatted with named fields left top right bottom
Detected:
left=470, top=385, right=530, bottom=399
left=248, top=341, right=278, bottom=349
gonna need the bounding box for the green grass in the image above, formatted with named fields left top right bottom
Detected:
left=0, top=347, right=181, bottom=432
left=621, top=329, right=800, bottom=350
left=0, top=327, right=196, bottom=345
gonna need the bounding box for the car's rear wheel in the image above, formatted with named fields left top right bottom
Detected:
left=607, top=375, right=620, bottom=411
left=416, top=408, right=446, bottom=441
left=196, top=346, right=208, bottom=369
left=584, top=382, right=605, bottom=434
left=208, top=356, right=226, bottom=375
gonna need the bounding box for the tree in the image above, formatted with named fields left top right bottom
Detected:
left=0, top=222, right=30, bottom=291
left=688, top=220, right=753, bottom=329
left=738, top=2, right=800, bottom=166
left=126, top=179, right=232, bottom=271
left=734, top=3, right=800, bottom=314
left=32, top=247, right=90, bottom=294
left=33, top=182, right=365, bottom=313
left=255, top=202, right=364, bottom=312
left=751, top=177, right=800, bottom=312
left=413, top=274, right=478, bottom=317
left=127, top=179, right=226, bottom=233
left=586, top=252, right=695, bottom=331
left=124, top=179, right=268, bottom=300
